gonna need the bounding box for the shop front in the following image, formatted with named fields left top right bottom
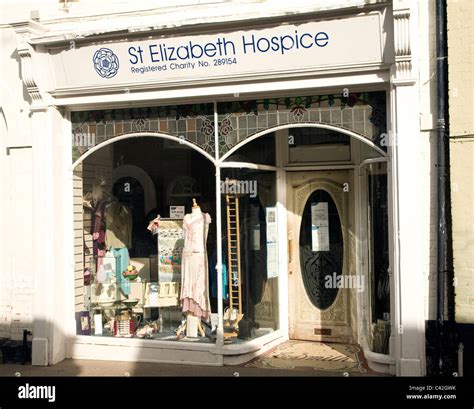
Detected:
left=68, top=92, right=388, bottom=366
left=12, top=2, right=428, bottom=375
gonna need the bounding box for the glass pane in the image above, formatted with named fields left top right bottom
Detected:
left=220, top=169, right=279, bottom=339
left=290, top=127, right=350, bottom=146
left=74, top=137, right=217, bottom=342
left=367, top=162, right=390, bottom=354
left=299, top=189, right=343, bottom=310
left=224, top=132, right=276, bottom=166
left=289, top=127, right=351, bottom=163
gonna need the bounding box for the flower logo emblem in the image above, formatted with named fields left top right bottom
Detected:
left=93, top=48, right=119, bottom=79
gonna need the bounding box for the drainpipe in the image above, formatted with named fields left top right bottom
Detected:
left=436, top=0, right=451, bottom=376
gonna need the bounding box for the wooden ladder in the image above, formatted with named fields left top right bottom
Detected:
left=226, top=194, right=243, bottom=331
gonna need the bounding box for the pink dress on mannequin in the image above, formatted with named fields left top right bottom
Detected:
left=180, top=210, right=212, bottom=321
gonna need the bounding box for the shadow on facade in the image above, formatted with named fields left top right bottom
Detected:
left=0, top=320, right=81, bottom=377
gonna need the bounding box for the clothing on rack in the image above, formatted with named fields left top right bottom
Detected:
left=109, top=247, right=130, bottom=295
left=209, top=247, right=228, bottom=300
left=92, top=198, right=112, bottom=273
left=105, top=201, right=133, bottom=249
left=91, top=198, right=132, bottom=296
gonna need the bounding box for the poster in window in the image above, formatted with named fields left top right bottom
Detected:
left=169, top=206, right=185, bottom=219
left=157, top=219, right=184, bottom=282
left=311, top=202, right=330, bottom=251
left=266, top=207, right=278, bottom=278
left=75, top=311, right=91, bottom=336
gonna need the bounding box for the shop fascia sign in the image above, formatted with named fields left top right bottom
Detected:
left=125, top=30, right=329, bottom=71
left=51, top=14, right=382, bottom=89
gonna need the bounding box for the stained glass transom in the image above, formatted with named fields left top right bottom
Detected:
left=70, top=92, right=386, bottom=163
left=71, top=104, right=215, bottom=162
left=217, top=92, right=386, bottom=155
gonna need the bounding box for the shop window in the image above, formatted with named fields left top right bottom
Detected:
left=366, top=162, right=390, bottom=354
left=220, top=168, right=280, bottom=340
left=167, top=176, right=201, bottom=206
left=74, top=137, right=218, bottom=342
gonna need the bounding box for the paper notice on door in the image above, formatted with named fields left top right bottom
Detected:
left=267, top=242, right=278, bottom=278
left=311, top=202, right=330, bottom=251
left=266, top=207, right=278, bottom=243
left=266, top=207, right=278, bottom=278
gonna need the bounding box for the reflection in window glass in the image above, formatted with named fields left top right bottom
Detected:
left=288, top=127, right=351, bottom=163
left=221, top=169, right=279, bottom=340
left=225, top=133, right=276, bottom=166
left=367, top=162, right=390, bottom=354
left=74, top=137, right=217, bottom=342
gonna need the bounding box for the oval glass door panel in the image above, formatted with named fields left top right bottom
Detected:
left=299, top=189, right=343, bottom=310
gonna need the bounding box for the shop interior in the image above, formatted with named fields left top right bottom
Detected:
left=74, top=136, right=279, bottom=343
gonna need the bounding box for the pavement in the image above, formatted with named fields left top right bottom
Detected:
left=0, top=357, right=384, bottom=377
left=0, top=338, right=389, bottom=377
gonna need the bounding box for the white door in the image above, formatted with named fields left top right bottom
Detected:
left=287, top=170, right=355, bottom=343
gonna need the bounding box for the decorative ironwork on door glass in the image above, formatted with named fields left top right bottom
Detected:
left=299, top=189, right=344, bottom=310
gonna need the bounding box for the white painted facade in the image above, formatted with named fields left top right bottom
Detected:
left=0, top=0, right=439, bottom=376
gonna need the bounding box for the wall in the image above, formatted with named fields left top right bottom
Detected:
left=447, top=0, right=474, bottom=325
left=417, top=0, right=438, bottom=323
left=0, top=22, right=35, bottom=341
left=0, top=148, right=34, bottom=340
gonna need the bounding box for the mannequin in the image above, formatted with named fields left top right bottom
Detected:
left=177, top=198, right=211, bottom=338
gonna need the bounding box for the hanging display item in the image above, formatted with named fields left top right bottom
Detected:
left=105, top=200, right=133, bottom=295
left=91, top=179, right=133, bottom=296
left=157, top=219, right=184, bottom=282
